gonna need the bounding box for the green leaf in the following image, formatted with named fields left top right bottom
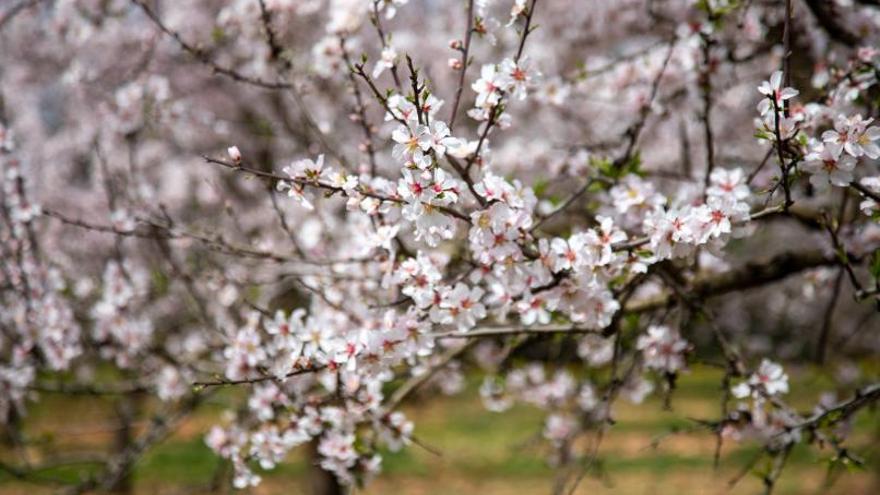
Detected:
left=151, top=269, right=169, bottom=296
left=532, top=178, right=549, bottom=197
left=869, top=249, right=880, bottom=280
left=211, top=27, right=226, bottom=43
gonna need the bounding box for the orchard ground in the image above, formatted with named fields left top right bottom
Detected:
left=1, top=365, right=877, bottom=495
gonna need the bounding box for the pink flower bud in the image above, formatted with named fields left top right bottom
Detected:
left=227, top=146, right=242, bottom=163
left=448, top=58, right=462, bottom=70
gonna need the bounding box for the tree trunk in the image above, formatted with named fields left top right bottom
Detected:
left=109, top=398, right=137, bottom=494
left=307, top=440, right=344, bottom=495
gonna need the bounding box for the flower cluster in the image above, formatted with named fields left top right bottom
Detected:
left=478, top=359, right=658, bottom=461
left=643, top=167, right=751, bottom=261
left=636, top=324, right=689, bottom=374
left=800, top=114, right=880, bottom=189
left=279, top=154, right=359, bottom=211
left=216, top=306, right=424, bottom=485
left=90, top=260, right=154, bottom=368
left=1, top=149, right=81, bottom=420
left=732, top=359, right=789, bottom=400
left=726, top=359, right=801, bottom=449
left=470, top=57, right=540, bottom=121
left=755, top=71, right=800, bottom=142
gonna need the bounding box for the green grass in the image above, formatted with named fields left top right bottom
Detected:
left=135, top=437, right=222, bottom=484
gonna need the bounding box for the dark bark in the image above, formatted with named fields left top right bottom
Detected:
left=109, top=398, right=137, bottom=494
left=626, top=249, right=841, bottom=313
left=803, top=0, right=860, bottom=46
left=307, top=440, right=344, bottom=495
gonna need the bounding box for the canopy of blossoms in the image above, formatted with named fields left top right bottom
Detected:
left=1, top=0, right=880, bottom=493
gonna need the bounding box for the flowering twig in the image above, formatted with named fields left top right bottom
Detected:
left=700, top=32, right=717, bottom=194
left=386, top=341, right=476, bottom=410
left=193, top=365, right=325, bottom=388
left=369, top=0, right=402, bottom=89
left=616, top=38, right=676, bottom=169
left=203, top=155, right=473, bottom=223
left=130, top=0, right=291, bottom=90
left=448, top=0, right=475, bottom=130
left=464, top=0, right=540, bottom=174
left=430, top=324, right=604, bottom=339
left=340, top=37, right=379, bottom=175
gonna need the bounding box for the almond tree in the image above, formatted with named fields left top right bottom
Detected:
left=2, top=1, right=880, bottom=494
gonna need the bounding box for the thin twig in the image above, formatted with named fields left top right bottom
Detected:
left=449, top=0, right=475, bottom=129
